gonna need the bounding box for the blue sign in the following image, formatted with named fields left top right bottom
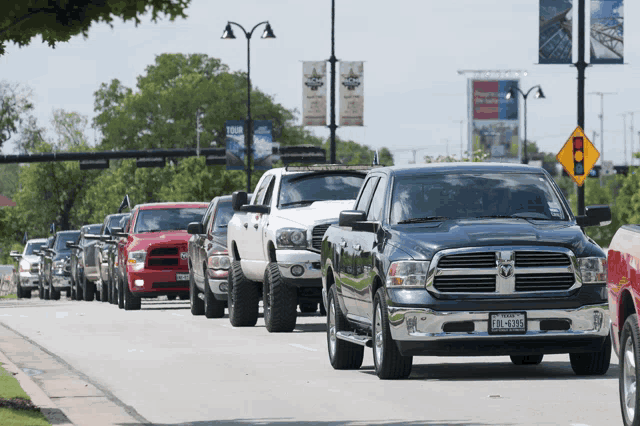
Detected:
left=225, top=120, right=245, bottom=171
left=539, top=0, right=573, bottom=64
left=590, top=0, right=623, bottom=64
left=252, top=120, right=273, bottom=171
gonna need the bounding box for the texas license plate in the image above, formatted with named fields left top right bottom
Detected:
left=489, top=312, right=527, bottom=335
left=176, top=273, right=189, bottom=281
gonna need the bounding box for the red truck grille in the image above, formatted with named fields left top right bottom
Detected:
left=146, top=245, right=186, bottom=270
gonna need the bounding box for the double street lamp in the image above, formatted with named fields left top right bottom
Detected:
left=222, top=21, right=276, bottom=193
left=505, top=85, right=545, bottom=164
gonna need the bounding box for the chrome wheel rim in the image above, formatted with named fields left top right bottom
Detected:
left=624, top=336, right=637, bottom=422
left=328, top=298, right=337, bottom=358
left=374, top=305, right=384, bottom=366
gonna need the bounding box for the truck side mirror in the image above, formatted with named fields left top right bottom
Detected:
left=110, top=227, right=128, bottom=237
left=65, top=241, right=76, bottom=248
left=577, top=205, right=612, bottom=227
left=83, top=234, right=102, bottom=240
left=232, top=191, right=248, bottom=211
left=187, top=222, right=204, bottom=235
left=339, top=210, right=367, bottom=227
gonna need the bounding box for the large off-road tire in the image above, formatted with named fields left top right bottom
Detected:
left=100, top=281, right=108, bottom=302
left=620, top=314, right=640, bottom=426
left=107, top=278, right=116, bottom=304
left=23, top=288, right=31, bottom=299
left=569, top=333, right=611, bottom=376
left=228, top=260, right=259, bottom=327
left=50, top=285, right=60, bottom=301
left=372, top=287, right=413, bottom=379
left=38, top=283, right=44, bottom=300
left=70, top=276, right=76, bottom=300
left=16, top=282, right=23, bottom=299
left=263, top=262, right=297, bottom=333
left=300, top=303, right=318, bottom=313
left=117, top=276, right=124, bottom=309
left=82, top=273, right=94, bottom=302
left=190, top=271, right=205, bottom=316
left=510, top=355, right=544, bottom=365
left=167, top=295, right=177, bottom=301
left=327, top=285, right=364, bottom=370
left=123, top=274, right=141, bottom=311
left=43, top=278, right=50, bottom=300
left=204, top=275, right=225, bottom=319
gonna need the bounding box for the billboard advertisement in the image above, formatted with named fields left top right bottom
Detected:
left=590, top=0, right=623, bottom=64
left=468, top=80, right=520, bottom=162
left=339, top=61, right=364, bottom=126
left=225, top=120, right=245, bottom=171
left=252, top=120, right=273, bottom=170
left=539, top=0, right=573, bottom=64
left=302, top=61, right=327, bottom=126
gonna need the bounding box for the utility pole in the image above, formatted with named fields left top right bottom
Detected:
left=589, top=92, right=616, bottom=168
left=444, top=139, right=450, bottom=157
left=631, top=112, right=635, bottom=167
left=196, top=109, right=202, bottom=157
left=458, top=120, right=464, bottom=160
left=593, top=130, right=601, bottom=185
left=619, top=113, right=628, bottom=166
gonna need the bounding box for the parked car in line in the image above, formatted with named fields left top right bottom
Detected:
left=35, top=237, right=54, bottom=299
left=42, top=230, right=81, bottom=300
left=322, top=163, right=612, bottom=379
left=10, top=238, right=47, bottom=299
left=113, top=202, right=208, bottom=310
left=227, top=165, right=368, bottom=332
left=93, top=213, right=131, bottom=304
left=68, top=224, right=102, bottom=301
left=187, top=195, right=240, bottom=318
left=106, top=214, right=131, bottom=306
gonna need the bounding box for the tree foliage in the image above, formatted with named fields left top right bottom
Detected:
left=0, top=0, right=191, bottom=55
left=0, top=81, right=34, bottom=150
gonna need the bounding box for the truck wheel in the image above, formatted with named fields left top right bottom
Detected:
left=327, top=285, right=364, bottom=370
left=319, top=300, right=327, bottom=316
left=123, top=275, right=141, bottom=311
left=510, top=355, right=543, bottom=365
left=372, top=287, right=412, bottom=379
left=117, top=276, right=124, bottom=309
left=263, top=263, right=297, bottom=333
left=570, top=333, right=611, bottom=376
left=38, top=283, right=44, bottom=300
left=50, top=285, right=60, bottom=301
left=23, top=289, right=31, bottom=299
left=167, top=295, right=177, bottom=301
left=204, top=275, right=225, bottom=319
left=100, top=281, right=109, bottom=302
left=620, top=314, right=640, bottom=426
left=16, top=283, right=23, bottom=299
left=228, top=260, right=259, bottom=327
left=82, top=273, right=94, bottom=302
left=300, top=303, right=318, bottom=313
left=190, top=271, right=205, bottom=316
left=43, top=282, right=50, bottom=300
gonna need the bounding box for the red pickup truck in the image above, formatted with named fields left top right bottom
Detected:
left=608, top=225, right=640, bottom=426
left=113, top=202, right=208, bottom=310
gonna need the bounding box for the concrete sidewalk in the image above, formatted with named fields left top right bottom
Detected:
left=0, top=322, right=149, bottom=426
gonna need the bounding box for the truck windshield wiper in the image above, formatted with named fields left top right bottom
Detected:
left=280, top=200, right=321, bottom=207
left=397, top=216, right=449, bottom=224
left=474, top=213, right=552, bottom=221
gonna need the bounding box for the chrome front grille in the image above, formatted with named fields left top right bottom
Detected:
left=437, top=252, right=496, bottom=268
left=515, top=251, right=570, bottom=267
left=433, top=275, right=496, bottom=292
left=515, top=273, right=575, bottom=291
left=311, top=224, right=332, bottom=251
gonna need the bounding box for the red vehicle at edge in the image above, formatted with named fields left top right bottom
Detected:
left=114, top=202, right=208, bottom=310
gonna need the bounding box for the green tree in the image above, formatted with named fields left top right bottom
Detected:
left=0, top=164, right=20, bottom=199
left=0, top=81, right=34, bottom=150
left=0, top=0, right=191, bottom=55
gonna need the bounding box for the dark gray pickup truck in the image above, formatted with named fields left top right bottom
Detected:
left=321, top=162, right=613, bottom=379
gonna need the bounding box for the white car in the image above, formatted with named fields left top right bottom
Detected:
left=10, top=238, right=48, bottom=298
left=226, top=165, right=370, bottom=332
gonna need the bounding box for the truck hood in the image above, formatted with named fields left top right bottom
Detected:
left=128, top=230, right=191, bottom=252
left=388, top=219, right=605, bottom=260
left=20, top=255, right=40, bottom=265
left=274, top=200, right=355, bottom=227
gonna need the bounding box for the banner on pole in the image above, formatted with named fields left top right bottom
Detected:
left=302, top=62, right=327, bottom=126
left=225, top=120, right=245, bottom=171
left=590, top=0, right=623, bottom=64
left=339, top=61, right=364, bottom=126
left=252, top=120, right=273, bottom=170
left=539, top=0, right=573, bottom=64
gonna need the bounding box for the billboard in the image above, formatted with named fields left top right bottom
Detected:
left=339, top=61, right=364, bottom=126
left=468, top=80, right=520, bottom=162
left=302, top=62, right=327, bottom=126
left=539, top=0, right=573, bottom=64
left=225, top=120, right=245, bottom=171
left=590, top=0, right=623, bottom=64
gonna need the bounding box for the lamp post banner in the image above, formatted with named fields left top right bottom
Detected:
left=225, top=120, right=245, bottom=171
left=339, top=61, right=364, bottom=126
left=302, top=61, right=327, bottom=126
left=252, top=120, right=273, bottom=170
left=539, top=0, right=574, bottom=64
left=590, top=0, right=623, bottom=64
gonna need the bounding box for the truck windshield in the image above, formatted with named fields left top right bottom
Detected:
left=55, top=233, right=81, bottom=251
left=24, top=242, right=45, bottom=255
left=279, top=172, right=365, bottom=208
left=213, top=201, right=234, bottom=232
left=134, top=208, right=207, bottom=233
left=86, top=224, right=101, bottom=235
left=390, top=172, right=568, bottom=225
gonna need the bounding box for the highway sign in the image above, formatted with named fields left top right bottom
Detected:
left=556, top=126, right=600, bottom=186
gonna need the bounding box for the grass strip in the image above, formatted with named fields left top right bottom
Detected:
left=0, top=365, right=50, bottom=425
left=0, top=294, right=17, bottom=299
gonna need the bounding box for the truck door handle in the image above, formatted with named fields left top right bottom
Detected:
left=339, top=241, right=347, bottom=248
left=253, top=224, right=259, bottom=229
left=353, top=244, right=362, bottom=252
left=243, top=223, right=248, bottom=229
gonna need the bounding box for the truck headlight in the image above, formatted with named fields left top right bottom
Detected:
left=386, top=261, right=429, bottom=288
left=128, top=250, right=146, bottom=271
left=276, top=228, right=307, bottom=249
left=53, top=260, right=65, bottom=270
left=578, top=257, right=607, bottom=284
left=208, top=251, right=230, bottom=270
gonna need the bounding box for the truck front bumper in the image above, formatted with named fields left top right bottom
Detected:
left=389, top=304, right=610, bottom=357
left=52, top=272, right=71, bottom=290
left=128, top=268, right=190, bottom=294
left=209, top=278, right=228, bottom=301
left=19, top=272, right=39, bottom=289
left=276, top=250, right=322, bottom=285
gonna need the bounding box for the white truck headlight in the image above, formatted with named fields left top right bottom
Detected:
left=276, top=228, right=307, bottom=248
left=208, top=251, right=231, bottom=270
left=53, top=260, right=65, bottom=270
left=128, top=250, right=146, bottom=271
left=578, top=257, right=607, bottom=284
left=386, top=261, right=429, bottom=288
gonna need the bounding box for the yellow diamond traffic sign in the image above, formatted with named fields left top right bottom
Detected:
left=556, top=126, right=600, bottom=186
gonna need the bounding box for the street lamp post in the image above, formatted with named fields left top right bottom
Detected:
left=222, top=21, right=275, bottom=193
left=506, top=85, right=545, bottom=164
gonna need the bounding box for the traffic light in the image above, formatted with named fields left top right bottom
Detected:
left=573, top=136, right=584, bottom=175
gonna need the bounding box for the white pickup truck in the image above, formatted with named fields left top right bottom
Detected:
left=227, top=165, right=369, bottom=332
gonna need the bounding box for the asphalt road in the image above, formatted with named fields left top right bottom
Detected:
left=0, top=296, right=623, bottom=426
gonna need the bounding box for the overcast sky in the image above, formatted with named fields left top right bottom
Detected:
left=0, top=0, right=638, bottom=167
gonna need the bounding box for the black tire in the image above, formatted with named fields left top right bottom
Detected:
left=300, top=303, right=318, bottom=313
left=372, top=287, right=412, bottom=379
left=190, top=271, right=205, bottom=316
left=204, top=275, right=225, bottom=319
left=70, top=276, right=76, bottom=300
left=43, top=278, right=50, bottom=300
left=620, top=314, right=640, bottom=426
left=50, top=285, right=60, bottom=301
left=123, top=274, right=141, bottom=311
left=117, top=276, right=124, bottom=309
left=570, top=333, right=612, bottom=376
left=228, top=260, right=259, bottom=327
left=327, top=285, right=364, bottom=370
left=179, top=293, right=189, bottom=300
left=100, top=281, right=108, bottom=302
left=167, top=295, right=177, bottom=301
left=263, top=262, right=297, bottom=332
left=510, top=355, right=544, bottom=365
left=38, top=283, right=44, bottom=300
left=319, top=300, right=327, bottom=316
left=108, top=278, right=116, bottom=305
left=16, top=283, right=22, bottom=299
left=23, top=289, right=31, bottom=299
left=82, top=273, right=94, bottom=302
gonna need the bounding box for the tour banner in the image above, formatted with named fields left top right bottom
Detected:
left=225, top=120, right=245, bottom=171
left=302, top=61, right=327, bottom=126
left=590, top=0, right=623, bottom=64
left=539, top=0, right=573, bottom=64
left=339, top=61, right=364, bottom=126
left=252, top=120, right=273, bottom=170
